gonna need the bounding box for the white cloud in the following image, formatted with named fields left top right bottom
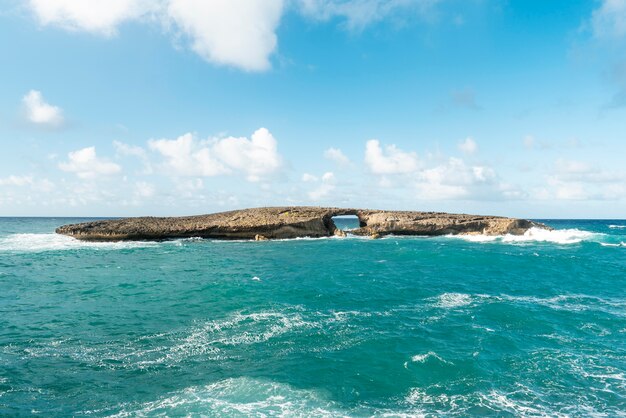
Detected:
left=28, top=0, right=151, bottom=36
left=308, top=171, right=336, bottom=200
left=591, top=0, right=626, bottom=39
left=458, top=137, right=477, bottom=154
left=167, top=0, right=284, bottom=71
left=321, top=171, right=335, bottom=182
left=25, top=0, right=442, bottom=71
left=149, top=128, right=282, bottom=181
left=553, top=159, right=622, bottom=183
left=364, top=139, right=419, bottom=175
left=149, top=133, right=228, bottom=177
left=538, top=159, right=626, bottom=200
left=26, top=0, right=283, bottom=71
left=324, top=147, right=351, bottom=166
left=25, top=0, right=441, bottom=71
left=134, top=181, right=155, bottom=198
left=212, top=128, right=282, bottom=181
left=22, top=90, right=64, bottom=127
left=415, top=157, right=497, bottom=200
left=0, top=175, right=34, bottom=187
left=298, top=0, right=440, bottom=30
left=302, top=173, right=318, bottom=182
left=59, top=147, right=122, bottom=179
left=176, top=178, right=204, bottom=193
left=113, top=140, right=153, bottom=174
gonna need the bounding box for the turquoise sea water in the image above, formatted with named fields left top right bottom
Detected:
left=0, top=217, right=625, bottom=417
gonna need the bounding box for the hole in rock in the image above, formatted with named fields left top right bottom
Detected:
left=331, top=215, right=361, bottom=231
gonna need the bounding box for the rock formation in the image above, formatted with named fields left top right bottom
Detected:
left=55, top=207, right=546, bottom=242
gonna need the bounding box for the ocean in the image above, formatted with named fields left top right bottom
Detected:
left=0, top=217, right=625, bottom=416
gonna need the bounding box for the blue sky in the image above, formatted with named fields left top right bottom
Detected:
left=0, top=0, right=625, bottom=218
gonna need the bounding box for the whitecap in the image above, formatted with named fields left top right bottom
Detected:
left=501, top=227, right=600, bottom=244
left=600, top=242, right=626, bottom=248
left=0, top=233, right=158, bottom=252
left=454, top=234, right=499, bottom=243
left=105, top=377, right=344, bottom=417
left=434, top=292, right=473, bottom=308
left=410, top=351, right=453, bottom=365
left=448, top=227, right=601, bottom=245
left=608, top=224, right=626, bottom=229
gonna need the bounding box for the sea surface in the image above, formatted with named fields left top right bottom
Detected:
left=0, top=217, right=625, bottom=417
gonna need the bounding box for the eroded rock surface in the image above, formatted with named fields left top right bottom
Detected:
left=55, top=207, right=546, bottom=242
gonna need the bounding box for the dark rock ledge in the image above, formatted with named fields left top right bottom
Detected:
left=55, top=207, right=547, bottom=242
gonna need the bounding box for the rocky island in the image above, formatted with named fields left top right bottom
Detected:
left=55, top=207, right=545, bottom=241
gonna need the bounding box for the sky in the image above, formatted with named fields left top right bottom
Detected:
left=0, top=0, right=625, bottom=218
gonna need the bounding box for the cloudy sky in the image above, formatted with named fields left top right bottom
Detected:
left=0, top=0, right=625, bottom=218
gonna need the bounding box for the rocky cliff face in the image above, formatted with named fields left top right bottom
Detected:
left=55, top=207, right=546, bottom=242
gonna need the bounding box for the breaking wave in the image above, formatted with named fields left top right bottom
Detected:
left=426, top=292, right=626, bottom=319
left=104, top=378, right=344, bottom=417
left=434, top=292, right=474, bottom=308
left=0, top=233, right=158, bottom=252
left=449, top=227, right=603, bottom=245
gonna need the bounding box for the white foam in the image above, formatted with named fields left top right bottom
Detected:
left=434, top=292, right=473, bottom=308
left=609, top=224, right=626, bottom=229
left=449, top=227, right=601, bottom=245
left=502, top=227, right=599, bottom=244
left=0, top=233, right=158, bottom=252
left=600, top=242, right=626, bottom=247
left=106, top=378, right=344, bottom=417
left=455, top=234, right=499, bottom=242
left=410, top=351, right=453, bottom=365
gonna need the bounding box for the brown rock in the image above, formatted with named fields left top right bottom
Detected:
left=55, top=206, right=548, bottom=242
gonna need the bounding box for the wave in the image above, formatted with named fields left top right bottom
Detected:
left=449, top=227, right=602, bottom=245
left=104, top=377, right=344, bottom=417
left=600, top=242, right=626, bottom=248
left=11, top=307, right=375, bottom=371
left=100, top=376, right=617, bottom=417
left=428, top=292, right=626, bottom=317
left=434, top=292, right=474, bottom=308
left=0, top=233, right=158, bottom=252
left=410, top=351, right=453, bottom=365
left=608, top=225, right=626, bottom=229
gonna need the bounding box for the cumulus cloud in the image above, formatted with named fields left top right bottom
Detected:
left=458, top=137, right=477, bottom=154
left=364, top=139, right=419, bottom=175
left=26, top=0, right=283, bottom=71
left=59, top=147, right=122, bottom=179
left=212, top=128, right=282, bottom=181
left=362, top=138, right=519, bottom=200
left=22, top=90, right=64, bottom=128
left=149, top=128, right=282, bottom=181
left=168, top=0, right=284, bottom=71
left=28, top=0, right=151, bottom=36
left=591, top=0, right=626, bottom=39
left=148, top=133, right=228, bottom=177
left=25, top=0, right=442, bottom=71
left=307, top=171, right=336, bottom=200
left=539, top=159, right=626, bottom=200
left=324, top=147, right=351, bottom=166
left=415, top=157, right=499, bottom=200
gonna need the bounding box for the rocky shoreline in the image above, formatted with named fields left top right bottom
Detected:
left=55, top=207, right=546, bottom=242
